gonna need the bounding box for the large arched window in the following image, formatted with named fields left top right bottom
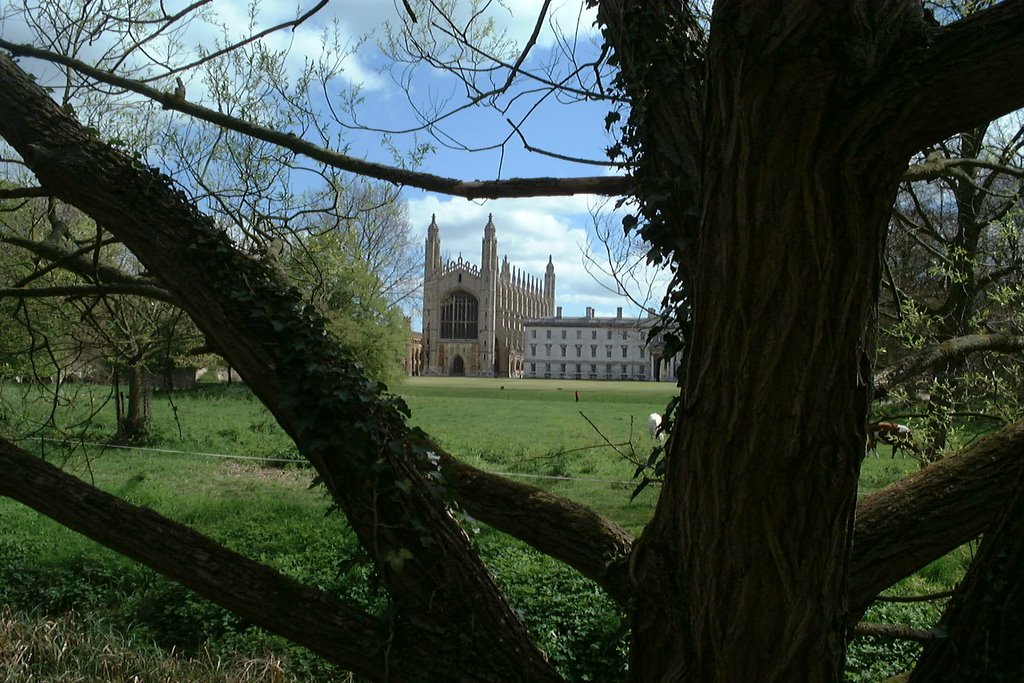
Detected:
left=440, top=291, right=478, bottom=339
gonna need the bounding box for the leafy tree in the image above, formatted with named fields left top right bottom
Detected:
left=0, top=2, right=1023, bottom=681
left=287, top=225, right=410, bottom=384
left=0, top=186, right=202, bottom=440
left=0, top=0, right=417, bottom=405
left=74, top=289, right=202, bottom=442
left=0, top=193, right=78, bottom=384
left=878, top=117, right=1024, bottom=457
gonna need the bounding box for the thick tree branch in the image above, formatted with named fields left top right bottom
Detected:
left=874, top=333, right=1024, bottom=395
left=909, top=464, right=1024, bottom=678
left=851, top=622, right=940, bottom=644
left=903, top=157, right=1024, bottom=183
left=900, top=1, right=1024, bottom=152
left=0, top=40, right=628, bottom=200
left=849, top=418, right=1024, bottom=618
left=1, top=235, right=173, bottom=301
left=0, top=51, right=566, bottom=680
left=0, top=185, right=48, bottom=199
left=0, top=435, right=485, bottom=682
left=436, top=449, right=635, bottom=607
left=0, top=283, right=172, bottom=301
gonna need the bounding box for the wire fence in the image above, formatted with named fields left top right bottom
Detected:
left=27, top=437, right=638, bottom=486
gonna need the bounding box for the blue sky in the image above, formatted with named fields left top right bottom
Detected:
left=211, top=0, right=665, bottom=322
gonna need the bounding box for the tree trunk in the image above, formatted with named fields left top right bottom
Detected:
left=909, top=469, right=1024, bottom=681
left=626, top=6, right=920, bottom=679
left=116, top=365, right=150, bottom=442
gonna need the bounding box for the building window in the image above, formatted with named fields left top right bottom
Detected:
left=531, top=330, right=536, bottom=339
left=622, top=346, right=628, bottom=358
left=622, top=331, right=628, bottom=341
left=561, top=330, right=567, bottom=339
left=560, top=363, right=566, bottom=373
left=530, top=344, right=536, bottom=356
left=575, top=345, right=582, bottom=357
left=576, top=330, right=582, bottom=339
left=607, top=330, right=612, bottom=340
left=591, top=345, right=597, bottom=358
left=622, top=364, right=628, bottom=375
left=546, top=330, right=552, bottom=339
left=606, top=346, right=612, bottom=358
left=575, top=363, right=581, bottom=373
left=545, top=344, right=552, bottom=356
left=530, top=362, right=536, bottom=373
left=440, top=291, right=478, bottom=339
left=590, top=364, right=596, bottom=373
left=639, top=347, right=645, bottom=358
left=592, top=330, right=597, bottom=340
left=560, top=345, right=567, bottom=357
left=545, top=363, right=551, bottom=373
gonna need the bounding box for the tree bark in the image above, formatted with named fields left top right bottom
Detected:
left=909, top=471, right=1024, bottom=681
left=605, top=3, right=1024, bottom=678
left=897, top=1, right=1024, bottom=153
left=850, top=418, right=1024, bottom=620
left=621, top=3, right=929, bottom=678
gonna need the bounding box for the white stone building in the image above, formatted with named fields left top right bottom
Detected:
left=523, top=307, right=681, bottom=382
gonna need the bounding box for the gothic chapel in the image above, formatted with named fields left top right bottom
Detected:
left=421, top=214, right=555, bottom=377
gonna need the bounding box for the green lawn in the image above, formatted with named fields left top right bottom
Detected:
left=398, top=377, right=676, bottom=531
left=0, top=377, right=978, bottom=681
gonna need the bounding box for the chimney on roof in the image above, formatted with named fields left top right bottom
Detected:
left=616, top=306, right=623, bottom=319
left=586, top=307, right=594, bottom=318
left=557, top=306, right=563, bottom=318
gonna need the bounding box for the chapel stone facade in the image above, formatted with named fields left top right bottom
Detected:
left=421, top=214, right=554, bottom=377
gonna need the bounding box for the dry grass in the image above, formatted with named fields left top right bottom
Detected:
left=0, top=607, right=302, bottom=683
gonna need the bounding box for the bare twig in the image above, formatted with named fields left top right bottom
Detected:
left=0, top=186, right=49, bottom=199
left=0, top=284, right=172, bottom=301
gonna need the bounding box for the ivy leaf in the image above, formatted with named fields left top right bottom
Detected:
left=383, top=547, right=414, bottom=574
left=622, top=214, right=638, bottom=233
left=604, top=110, right=621, bottom=131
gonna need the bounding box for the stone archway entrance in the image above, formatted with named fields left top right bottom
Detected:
left=450, top=355, right=465, bottom=376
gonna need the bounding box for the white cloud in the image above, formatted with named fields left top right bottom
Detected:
left=485, top=0, right=600, bottom=51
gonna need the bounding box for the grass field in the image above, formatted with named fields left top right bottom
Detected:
left=0, top=377, right=972, bottom=681
left=400, top=376, right=677, bottom=530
